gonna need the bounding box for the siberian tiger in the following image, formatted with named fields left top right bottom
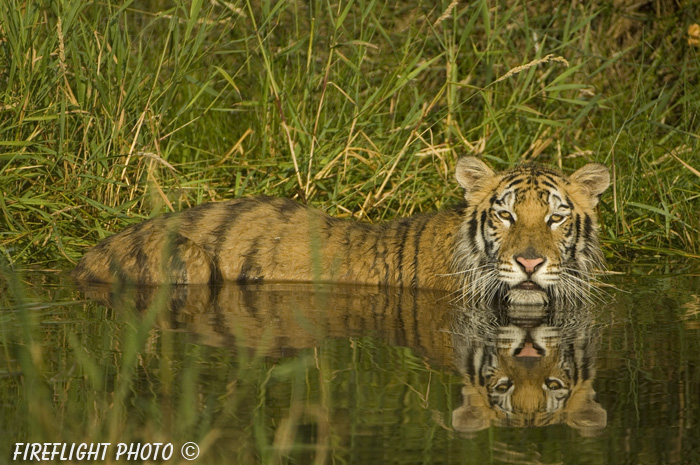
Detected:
left=72, top=157, right=609, bottom=306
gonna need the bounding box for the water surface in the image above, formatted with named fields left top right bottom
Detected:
left=1, top=271, right=698, bottom=464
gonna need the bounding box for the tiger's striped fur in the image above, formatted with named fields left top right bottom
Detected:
left=72, top=157, right=609, bottom=306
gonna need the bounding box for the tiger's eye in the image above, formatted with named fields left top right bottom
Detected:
left=549, top=214, right=565, bottom=223
left=545, top=378, right=563, bottom=390
left=498, top=211, right=513, bottom=222
left=495, top=381, right=512, bottom=393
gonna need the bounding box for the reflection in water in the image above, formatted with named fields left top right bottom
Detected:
left=451, top=303, right=606, bottom=437
left=78, top=280, right=605, bottom=436
left=78, top=281, right=456, bottom=360
left=5, top=272, right=699, bottom=464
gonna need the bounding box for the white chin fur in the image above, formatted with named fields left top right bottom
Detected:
left=506, top=289, right=549, bottom=306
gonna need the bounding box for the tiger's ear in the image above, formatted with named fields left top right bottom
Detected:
left=565, top=383, right=608, bottom=437
left=455, top=157, right=496, bottom=194
left=570, top=163, right=610, bottom=206
left=451, top=404, right=492, bottom=437
left=452, top=386, right=494, bottom=437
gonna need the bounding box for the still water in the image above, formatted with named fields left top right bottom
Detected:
left=1, top=270, right=699, bottom=464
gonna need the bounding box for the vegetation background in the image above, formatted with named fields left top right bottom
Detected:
left=1, top=0, right=699, bottom=267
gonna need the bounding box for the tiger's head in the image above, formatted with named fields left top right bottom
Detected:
left=451, top=304, right=606, bottom=436
left=452, top=157, right=610, bottom=306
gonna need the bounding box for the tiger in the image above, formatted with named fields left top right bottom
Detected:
left=72, top=156, right=610, bottom=306
left=450, top=303, right=606, bottom=437
left=78, top=280, right=605, bottom=436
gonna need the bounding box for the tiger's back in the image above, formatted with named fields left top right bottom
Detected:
left=73, top=196, right=461, bottom=291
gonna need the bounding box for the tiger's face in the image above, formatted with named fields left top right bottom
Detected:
left=451, top=305, right=606, bottom=435
left=452, top=157, right=610, bottom=306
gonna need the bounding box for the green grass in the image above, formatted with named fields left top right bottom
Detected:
left=0, top=0, right=699, bottom=267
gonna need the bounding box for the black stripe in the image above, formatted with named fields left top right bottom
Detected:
left=394, top=218, right=412, bottom=288
left=541, top=173, right=559, bottom=184
left=505, top=178, right=526, bottom=190
left=467, top=213, right=478, bottom=237
left=502, top=172, right=523, bottom=183
left=166, top=232, right=190, bottom=284
left=134, top=242, right=151, bottom=284
left=541, top=179, right=558, bottom=190
left=411, top=215, right=432, bottom=289
left=276, top=197, right=304, bottom=221
left=367, top=227, right=382, bottom=282
left=569, top=214, right=582, bottom=261
left=583, top=214, right=593, bottom=239
left=568, top=344, right=579, bottom=384
left=480, top=210, right=492, bottom=256
left=381, top=236, right=391, bottom=287
left=342, top=223, right=363, bottom=280
left=210, top=200, right=259, bottom=257
left=167, top=285, right=190, bottom=318
left=181, top=201, right=218, bottom=222
left=322, top=214, right=336, bottom=239
left=209, top=257, right=223, bottom=286
left=477, top=351, right=488, bottom=387
left=133, top=285, right=152, bottom=312
left=581, top=352, right=591, bottom=381
left=108, top=254, right=127, bottom=283
left=464, top=349, right=476, bottom=381
left=237, top=237, right=262, bottom=283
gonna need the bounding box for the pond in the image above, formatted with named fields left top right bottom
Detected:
left=1, top=270, right=699, bottom=464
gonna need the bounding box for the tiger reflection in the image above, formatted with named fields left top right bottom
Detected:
left=77, top=282, right=456, bottom=358
left=76, top=281, right=605, bottom=435
left=451, top=304, right=606, bottom=436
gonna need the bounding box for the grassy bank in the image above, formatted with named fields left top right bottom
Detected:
left=1, top=0, right=699, bottom=268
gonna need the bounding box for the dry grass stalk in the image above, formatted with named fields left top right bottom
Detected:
left=492, top=54, right=569, bottom=85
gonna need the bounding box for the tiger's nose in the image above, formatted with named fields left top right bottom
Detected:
left=515, top=256, right=545, bottom=274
